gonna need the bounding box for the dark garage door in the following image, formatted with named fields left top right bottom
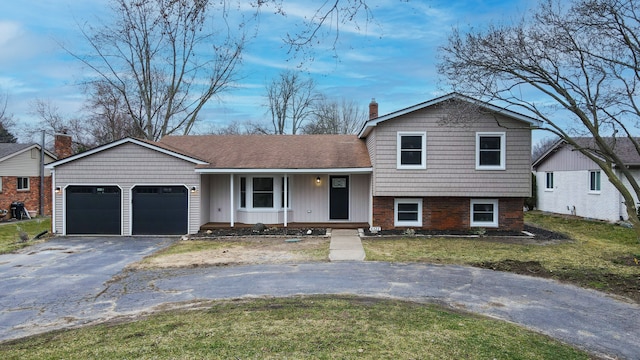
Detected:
left=132, top=186, right=188, bottom=235
left=66, top=186, right=121, bottom=235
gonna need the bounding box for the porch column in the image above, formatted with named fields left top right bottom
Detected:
left=230, top=174, right=234, bottom=227
left=284, top=174, right=288, bottom=227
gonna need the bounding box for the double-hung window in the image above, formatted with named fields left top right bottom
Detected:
left=17, top=177, right=29, bottom=191
left=476, top=132, right=505, bottom=170
left=589, top=170, right=601, bottom=192
left=397, top=132, right=426, bottom=169
left=394, top=198, right=423, bottom=227
left=252, top=177, right=274, bottom=208
left=470, top=199, right=499, bottom=227
left=545, top=172, right=554, bottom=190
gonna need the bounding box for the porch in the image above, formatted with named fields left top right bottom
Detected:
left=200, top=222, right=370, bottom=231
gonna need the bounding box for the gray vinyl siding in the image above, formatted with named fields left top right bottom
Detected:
left=369, top=103, right=532, bottom=197
left=53, top=143, right=200, bottom=235
left=366, top=132, right=377, bottom=194
left=535, top=145, right=596, bottom=171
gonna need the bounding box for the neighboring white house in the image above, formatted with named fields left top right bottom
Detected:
left=532, top=138, right=640, bottom=222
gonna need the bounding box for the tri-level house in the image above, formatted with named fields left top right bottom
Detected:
left=46, top=93, right=540, bottom=236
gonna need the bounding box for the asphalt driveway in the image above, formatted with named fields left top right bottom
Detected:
left=0, top=236, right=175, bottom=341
left=1, top=237, right=639, bottom=359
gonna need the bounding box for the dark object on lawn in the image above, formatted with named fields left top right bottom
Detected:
left=10, top=201, right=26, bottom=220
left=35, top=230, right=48, bottom=239
left=252, top=223, right=266, bottom=233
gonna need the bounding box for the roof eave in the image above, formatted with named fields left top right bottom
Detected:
left=358, top=93, right=542, bottom=139
left=0, top=144, right=57, bottom=163
left=45, top=137, right=209, bottom=169
left=195, top=167, right=373, bottom=174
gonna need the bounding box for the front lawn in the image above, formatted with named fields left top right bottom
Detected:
left=0, top=217, right=51, bottom=254
left=0, top=296, right=590, bottom=359
left=363, top=211, right=640, bottom=302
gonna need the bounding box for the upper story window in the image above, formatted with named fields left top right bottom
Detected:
left=17, top=177, right=29, bottom=191
left=589, top=170, right=601, bottom=192
left=476, top=132, right=506, bottom=170
left=545, top=172, right=554, bottom=190
left=397, top=132, right=426, bottom=169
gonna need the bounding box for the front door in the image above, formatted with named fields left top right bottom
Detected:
left=329, top=176, right=349, bottom=220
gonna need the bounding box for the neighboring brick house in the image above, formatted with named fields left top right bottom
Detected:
left=46, top=93, right=540, bottom=236
left=0, top=143, right=57, bottom=217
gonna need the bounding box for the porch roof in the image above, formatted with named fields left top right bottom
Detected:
left=159, top=134, right=372, bottom=171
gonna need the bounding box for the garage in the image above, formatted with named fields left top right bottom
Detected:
left=66, top=186, right=121, bottom=235
left=132, top=186, right=188, bottom=235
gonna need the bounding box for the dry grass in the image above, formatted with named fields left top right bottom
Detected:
left=134, top=237, right=330, bottom=268
left=0, top=296, right=590, bottom=359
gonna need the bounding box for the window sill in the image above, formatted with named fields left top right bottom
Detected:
left=238, top=208, right=290, bottom=212
left=475, top=167, right=505, bottom=171
left=544, top=189, right=554, bottom=192
left=396, top=165, right=426, bottom=170
left=588, top=191, right=601, bottom=195
left=470, top=222, right=499, bottom=228
left=394, top=222, right=422, bottom=227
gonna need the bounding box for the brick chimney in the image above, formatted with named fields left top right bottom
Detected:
left=54, top=131, right=73, bottom=159
left=369, top=98, right=378, bottom=120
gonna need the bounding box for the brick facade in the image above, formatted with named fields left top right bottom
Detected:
left=0, top=176, right=52, bottom=217
left=372, top=196, right=524, bottom=231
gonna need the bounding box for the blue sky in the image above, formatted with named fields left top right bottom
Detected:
left=0, top=0, right=539, bottom=142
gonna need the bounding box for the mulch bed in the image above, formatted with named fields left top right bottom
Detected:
left=362, top=224, right=570, bottom=242
left=197, top=227, right=327, bottom=237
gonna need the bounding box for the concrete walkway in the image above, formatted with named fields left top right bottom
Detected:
left=328, top=229, right=366, bottom=261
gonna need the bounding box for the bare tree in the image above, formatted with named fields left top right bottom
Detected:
left=83, top=80, right=143, bottom=144
left=303, top=97, right=366, bottom=134
left=69, top=0, right=245, bottom=141
left=531, top=136, right=560, bottom=162
left=24, top=99, right=94, bottom=153
left=439, top=0, right=640, bottom=239
left=0, top=92, right=17, bottom=143
left=265, top=70, right=319, bottom=134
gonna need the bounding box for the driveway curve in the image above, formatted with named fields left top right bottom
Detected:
left=0, top=238, right=638, bottom=359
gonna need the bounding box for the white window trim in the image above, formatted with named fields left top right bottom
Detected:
left=476, top=132, right=506, bottom=170
left=0, top=176, right=3, bottom=192
left=470, top=199, right=499, bottom=228
left=239, top=176, right=290, bottom=210
left=397, top=131, right=427, bottom=170
left=17, top=177, right=30, bottom=191
left=394, top=198, right=423, bottom=227
left=589, top=170, right=601, bottom=194
left=545, top=172, right=554, bottom=191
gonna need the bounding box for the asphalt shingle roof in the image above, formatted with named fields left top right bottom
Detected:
left=0, top=143, right=35, bottom=160
left=158, top=134, right=372, bottom=169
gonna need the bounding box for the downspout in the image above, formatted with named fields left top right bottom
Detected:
left=230, top=174, right=234, bottom=227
